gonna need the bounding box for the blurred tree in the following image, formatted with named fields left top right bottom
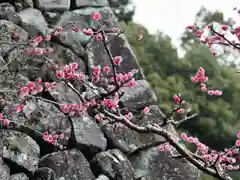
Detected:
left=120, top=7, right=240, bottom=180
left=181, top=6, right=233, bottom=50
left=108, top=0, right=135, bottom=22
left=180, top=6, right=237, bottom=65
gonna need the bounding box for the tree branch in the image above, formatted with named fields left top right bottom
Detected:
left=103, top=109, right=232, bottom=180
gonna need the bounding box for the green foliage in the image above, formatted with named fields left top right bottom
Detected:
left=120, top=7, right=240, bottom=179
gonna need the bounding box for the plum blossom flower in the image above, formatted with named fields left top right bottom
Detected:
left=103, top=65, right=110, bottom=73
left=143, top=107, right=149, bottom=114
left=83, top=28, right=93, bottom=36
left=92, top=12, right=101, bottom=21
left=113, top=56, right=123, bottom=65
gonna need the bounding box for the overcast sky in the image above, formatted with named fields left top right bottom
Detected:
left=132, top=0, right=240, bottom=50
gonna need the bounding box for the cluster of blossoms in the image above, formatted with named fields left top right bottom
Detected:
left=186, top=8, right=240, bottom=57
left=172, top=94, right=186, bottom=113
left=72, top=11, right=120, bottom=40
left=103, top=92, right=119, bottom=111
left=56, top=63, right=85, bottom=81
left=91, top=56, right=137, bottom=86
left=191, top=67, right=223, bottom=96
left=112, top=70, right=138, bottom=87
left=235, top=132, right=240, bottom=147
left=60, top=100, right=97, bottom=117
left=158, top=63, right=240, bottom=171
left=0, top=10, right=140, bottom=151
left=157, top=136, right=179, bottom=152
left=180, top=132, right=240, bottom=171
left=91, top=65, right=138, bottom=87
left=19, top=78, right=56, bottom=98
left=186, top=23, right=226, bottom=52
left=0, top=104, right=25, bottom=127
left=157, top=131, right=240, bottom=171
left=41, top=131, right=66, bottom=149
left=22, top=28, right=60, bottom=56
left=20, top=11, right=120, bottom=57
left=0, top=113, right=11, bottom=126
left=1, top=9, right=240, bottom=180
left=24, top=47, right=54, bottom=56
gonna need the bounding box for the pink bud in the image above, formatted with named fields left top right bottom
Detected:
left=103, top=65, right=110, bottom=73
left=186, top=25, right=196, bottom=30
left=36, top=78, right=42, bottom=84
left=45, top=34, right=51, bottom=41
left=3, top=119, right=9, bottom=126
left=214, top=90, right=223, bottom=96
left=125, top=112, right=133, bottom=120
left=180, top=133, right=188, bottom=141
left=227, top=165, right=233, bottom=170
left=34, top=36, right=43, bottom=46
left=195, top=30, right=203, bottom=37
left=173, top=95, right=181, bottom=103
left=70, top=63, right=78, bottom=70
left=196, top=67, right=205, bottom=77
left=82, top=28, right=93, bottom=36
left=92, top=12, right=101, bottom=21
left=199, top=76, right=208, bottom=83
left=143, top=107, right=150, bottom=114
left=96, top=34, right=104, bottom=41
left=237, top=132, right=240, bottom=139
left=53, top=31, right=58, bottom=36
left=207, top=90, right=215, bottom=95
left=176, top=108, right=185, bottom=113
left=57, top=26, right=63, bottom=32
left=201, top=85, right=207, bottom=93
left=37, top=85, right=44, bottom=93
left=157, top=145, right=164, bottom=151
left=56, top=71, right=65, bottom=79
left=187, top=137, right=194, bottom=143
left=113, top=56, right=123, bottom=66
left=221, top=25, right=228, bottom=31
left=191, top=76, right=199, bottom=83
left=15, top=105, right=24, bottom=113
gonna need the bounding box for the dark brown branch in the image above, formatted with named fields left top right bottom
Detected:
left=101, top=29, right=119, bottom=88
left=174, top=113, right=198, bottom=127
left=162, top=94, right=183, bottom=125
left=210, top=26, right=240, bottom=50
left=103, top=109, right=232, bottom=180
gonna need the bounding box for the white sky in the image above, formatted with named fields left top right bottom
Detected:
left=132, top=0, right=240, bottom=53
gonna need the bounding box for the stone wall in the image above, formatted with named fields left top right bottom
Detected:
left=0, top=0, right=200, bottom=179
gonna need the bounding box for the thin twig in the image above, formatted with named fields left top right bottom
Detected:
left=175, top=113, right=198, bottom=127
left=27, top=95, right=61, bottom=106
left=106, top=31, right=124, bottom=45
left=64, top=81, right=85, bottom=102
left=101, top=29, right=119, bottom=88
